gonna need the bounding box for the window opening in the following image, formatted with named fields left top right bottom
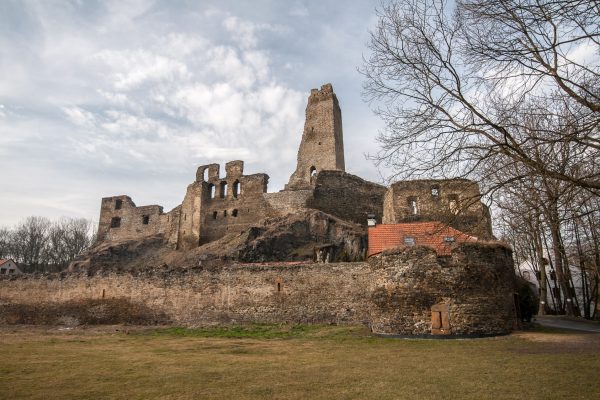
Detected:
left=220, top=181, right=228, bottom=198
left=277, top=282, right=281, bottom=292
left=142, top=215, right=150, bottom=225
left=213, top=211, right=218, bottom=220
left=310, top=166, right=317, bottom=178
left=404, top=237, right=415, bottom=246
left=448, top=194, right=459, bottom=214
left=407, top=197, right=418, bottom=215
left=223, top=210, right=228, bottom=217
left=110, top=217, right=121, bottom=228
left=208, top=183, right=216, bottom=199
left=232, top=209, right=238, bottom=217
left=431, top=185, right=439, bottom=197
left=115, top=199, right=123, bottom=210
left=233, top=180, right=240, bottom=198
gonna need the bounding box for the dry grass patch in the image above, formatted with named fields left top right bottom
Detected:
left=1, top=324, right=599, bottom=400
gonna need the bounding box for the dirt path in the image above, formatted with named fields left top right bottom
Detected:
left=535, top=315, right=600, bottom=333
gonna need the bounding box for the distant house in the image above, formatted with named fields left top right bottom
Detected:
left=0, top=259, right=22, bottom=275
left=368, top=222, right=478, bottom=257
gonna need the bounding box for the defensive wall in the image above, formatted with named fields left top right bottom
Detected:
left=0, top=243, right=516, bottom=336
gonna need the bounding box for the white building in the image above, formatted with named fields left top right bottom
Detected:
left=0, top=259, right=22, bottom=275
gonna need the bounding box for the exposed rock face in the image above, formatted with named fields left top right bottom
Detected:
left=235, top=210, right=366, bottom=262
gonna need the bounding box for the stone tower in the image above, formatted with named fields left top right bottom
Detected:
left=285, top=83, right=345, bottom=190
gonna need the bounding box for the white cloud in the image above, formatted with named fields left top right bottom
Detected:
left=0, top=1, right=384, bottom=226
left=93, top=49, right=191, bottom=91
left=222, top=15, right=287, bottom=49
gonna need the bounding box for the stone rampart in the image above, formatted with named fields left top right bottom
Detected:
left=0, top=243, right=516, bottom=336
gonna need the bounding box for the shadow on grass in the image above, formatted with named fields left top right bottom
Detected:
left=521, top=322, right=583, bottom=335
left=145, top=323, right=371, bottom=340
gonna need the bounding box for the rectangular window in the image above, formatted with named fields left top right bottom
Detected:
left=142, top=215, right=150, bottom=225
left=407, top=196, right=418, bottom=215
left=404, top=237, right=416, bottom=246
left=115, top=199, right=123, bottom=210
left=110, top=217, right=121, bottom=228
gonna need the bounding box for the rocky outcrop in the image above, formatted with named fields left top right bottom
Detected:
left=235, top=210, right=366, bottom=262
left=70, top=209, right=367, bottom=272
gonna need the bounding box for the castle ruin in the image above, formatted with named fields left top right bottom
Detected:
left=96, top=83, right=493, bottom=253
left=0, top=84, right=516, bottom=338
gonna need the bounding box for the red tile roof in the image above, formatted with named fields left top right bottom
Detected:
left=368, top=222, right=477, bottom=257
left=0, top=259, right=10, bottom=266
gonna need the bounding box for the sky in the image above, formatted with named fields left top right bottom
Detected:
left=0, top=0, right=387, bottom=227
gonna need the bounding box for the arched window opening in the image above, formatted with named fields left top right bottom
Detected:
left=232, top=209, right=238, bottom=217
left=232, top=180, right=240, bottom=198
left=212, top=211, right=218, bottom=220
left=310, top=166, right=317, bottom=178
left=220, top=181, right=228, bottom=198
left=407, top=196, right=418, bottom=215
left=208, top=183, right=216, bottom=199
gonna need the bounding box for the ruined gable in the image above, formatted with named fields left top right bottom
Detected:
left=382, top=179, right=493, bottom=240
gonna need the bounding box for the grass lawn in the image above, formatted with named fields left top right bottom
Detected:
left=1, top=324, right=599, bottom=400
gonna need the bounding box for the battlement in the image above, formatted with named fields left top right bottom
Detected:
left=308, top=83, right=337, bottom=105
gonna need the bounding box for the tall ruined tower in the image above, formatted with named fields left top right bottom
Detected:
left=285, top=83, right=345, bottom=190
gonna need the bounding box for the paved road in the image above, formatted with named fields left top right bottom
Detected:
left=535, top=316, right=600, bottom=333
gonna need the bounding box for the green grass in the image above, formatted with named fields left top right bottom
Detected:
left=1, top=324, right=598, bottom=400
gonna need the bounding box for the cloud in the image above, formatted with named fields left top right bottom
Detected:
left=0, top=0, right=385, bottom=226
left=222, top=15, right=287, bottom=49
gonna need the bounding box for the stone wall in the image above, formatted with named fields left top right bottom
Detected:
left=383, top=179, right=493, bottom=239
left=198, top=164, right=272, bottom=244
left=263, top=190, right=313, bottom=214
left=1, top=243, right=516, bottom=336
left=368, top=243, right=516, bottom=335
left=97, top=195, right=176, bottom=243
left=307, top=171, right=387, bottom=225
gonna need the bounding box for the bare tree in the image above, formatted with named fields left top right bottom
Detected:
left=1, top=216, right=94, bottom=273
left=362, top=0, right=600, bottom=192
left=0, top=228, right=11, bottom=259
